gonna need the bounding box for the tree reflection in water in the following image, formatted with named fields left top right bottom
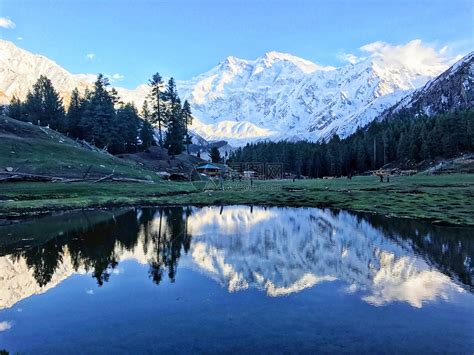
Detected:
left=9, top=207, right=193, bottom=287
left=3, top=206, right=473, bottom=295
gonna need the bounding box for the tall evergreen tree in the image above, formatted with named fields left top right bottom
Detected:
left=8, top=95, right=23, bottom=121
left=182, top=100, right=193, bottom=154
left=66, top=88, right=84, bottom=138
left=397, top=132, right=410, bottom=160
left=79, top=74, right=116, bottom=150
left=22, top=76, right=65, bottom=130
left=140, top=100, right=156, bottom=149
left=210, top=146, right=221, bottom=163
left=163, top=78, right=185, bottom=155
left=23, top=89, right=42, bottom=124
left=149, top=72, right=165, bottom=147
left=113, top=103, right=140, bottom=153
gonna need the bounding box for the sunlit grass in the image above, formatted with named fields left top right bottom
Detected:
left=0, top=173, right=472, bottom=226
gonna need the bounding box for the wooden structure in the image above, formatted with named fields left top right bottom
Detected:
left=196, top=163, right=222, bottom=177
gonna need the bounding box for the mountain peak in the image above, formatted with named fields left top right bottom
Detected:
left=0, top=39, right=466, bottom=145
left=258, top=51, right=334, bottom=73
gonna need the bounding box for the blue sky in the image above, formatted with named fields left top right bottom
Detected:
left=1, top=0, right=472, bottom=88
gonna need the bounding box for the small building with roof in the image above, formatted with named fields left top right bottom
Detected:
left=195, top=163, right=222, bottom=177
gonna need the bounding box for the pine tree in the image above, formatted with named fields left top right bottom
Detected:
left=113, top=103, right=140, bottom=153
left=23, top=75, right=65, bottom=130
left=467, top=111, right=474, bottom=150
left=8, top=95, right=23, bottom=121
left=397, top=132, right=410, bottom=161
left=79, top=74, right=116, bottom=150
left=356, top=139, right=368, bottom=172
left=23, top=90, right=42, bottom=124
left=142, top=99, right=151, bottom=121
left=210, top=146, right=221, bottom=163
left=66, top=88, right=84, bottom=138
left=182, top=100, right=193, bottom=153
left=163, top=78, right=185, bottom=155
left=140, top=100, right=156, bottom=150
left=149, top=72, right=165, bottom=147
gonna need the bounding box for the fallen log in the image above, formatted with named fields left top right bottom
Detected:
left=93, top=173, right=114, bottom=183
left=93, top=168, right=115, bottom=183
left=111, top=177, right=154, bottom=183
left=0, top=172, right=59, bottom=182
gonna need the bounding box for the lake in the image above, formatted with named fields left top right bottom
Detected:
left=0, top=206, right=473, bottom=354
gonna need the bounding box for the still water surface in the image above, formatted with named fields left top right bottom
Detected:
left=0, top=206, right=473, bottom=353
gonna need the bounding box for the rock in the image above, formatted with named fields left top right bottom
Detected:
left=5, top=167, right=13, bottom=172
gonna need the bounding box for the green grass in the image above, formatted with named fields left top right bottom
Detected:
left=0, top=181, right=197, bottom=213
left=0, top=173, right=473, bottom=226
left=0, top=116, right=162, bottom=181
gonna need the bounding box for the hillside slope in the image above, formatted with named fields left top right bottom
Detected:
left=0, top=116, right=160, bottom=181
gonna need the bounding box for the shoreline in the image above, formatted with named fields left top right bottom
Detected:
left=0, top=174, right=473, bottom=226
left=0, top=200, right=468, bottom=227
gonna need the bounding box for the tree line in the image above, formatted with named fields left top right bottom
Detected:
left=229, top=110, right=474, bottom=177
left=7, top=73, right=192, bottom=155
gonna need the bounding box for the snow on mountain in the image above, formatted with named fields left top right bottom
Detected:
left=179, top=40, right=456, bottom=142
left=0, top=39, right=148, bottom=108
left=0, top=39, right=90, bottom=105
left=381, top=51, right=474, bottom=118
left=0, top=39, right=462, bottom=144
left=191, top=119, right=278, bottom=145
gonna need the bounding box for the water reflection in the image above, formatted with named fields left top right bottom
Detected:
left=0, top=206, right=472, bottom=310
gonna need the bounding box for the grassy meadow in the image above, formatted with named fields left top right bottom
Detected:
left=0, top=173, right=472, bottom=226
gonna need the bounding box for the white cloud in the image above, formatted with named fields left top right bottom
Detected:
left=86, top=289, right=94, bottom=295
left=0, top=321, right=12, bottom=332
left=74, top=73, right=125, bottom=84
left=0, top=17, right=15, bottom=29
left=85, top=53, right=95, bottom=61
left=107, top=73, right=125, bottom=82
left=340, top=39, right=461, bottom=75
left=17, top=36, right=23, bottom=40
left=359, top=39, right=457, bottom=71
left=338, top=53, right=364, bottom=64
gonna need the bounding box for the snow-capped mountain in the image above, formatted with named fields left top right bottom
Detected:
left=0, top=40, right=90, bottom=105
left=0, top=39, right=464, bottom=143
left=179, top=41, right=457, bottom=142
left=381, top=52, right=474, bottom=118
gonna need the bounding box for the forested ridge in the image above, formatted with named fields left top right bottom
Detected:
left=230, top=110, right=474, bottom=177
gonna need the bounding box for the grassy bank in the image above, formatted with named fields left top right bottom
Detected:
left=0, top=173, right=473, bottom=226
left=0, top=116, right=163, bottom=181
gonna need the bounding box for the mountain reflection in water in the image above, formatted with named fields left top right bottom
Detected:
left=0, top=206, right=472, bottom=310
